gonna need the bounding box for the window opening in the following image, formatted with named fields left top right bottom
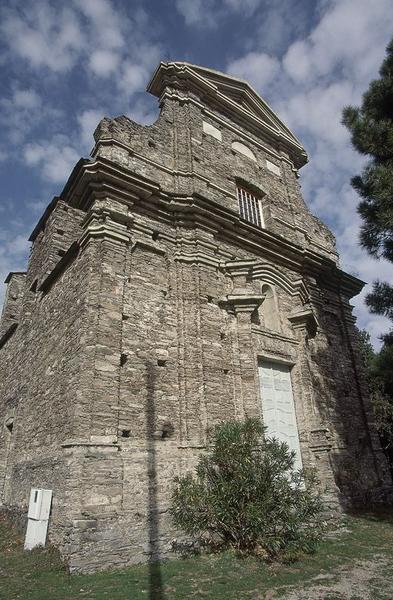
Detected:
left=237, top=186, right=263, bottom=227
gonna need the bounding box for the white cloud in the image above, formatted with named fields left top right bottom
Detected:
left=13, top=89, right=41, bottom=109
left=175, top=0, right=260, bottom=27
left=77, top=109, right=106, bottom=148
left=5, top=234, right=30, bottom=256
left=74, top=0, right=125, bottom=50
left=0, top=87, right=62, bottom=146
left=283, top=0, right=393, bottom=83
left=120, top=62, right=150, bottom=96
left=278, top=81, right=359, bottom=145
left=0, top=0, right=162, bottom=183
left=1, top=3, right=84, bottom=72
left=128, top=98, right=158, bottom=126
left=175, top=0, right=217, bottom=26
left=228, top=52, right=280, bottom=92
left=224, top=0, right=259, bottom=11
left=282, top=40, right=312, bottom=83
left=24, top=137, right=79, bottom=183
left=89, top=50, right=120, bottom=77
left=1, top=0, right=160, bottom=95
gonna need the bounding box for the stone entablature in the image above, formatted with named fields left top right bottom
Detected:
left=0, top=61, right=391, bottom=572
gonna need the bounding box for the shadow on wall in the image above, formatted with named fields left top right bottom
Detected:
left=306, top=311, right=388, bottom=508
left=145, top=360, right=166, bottom=600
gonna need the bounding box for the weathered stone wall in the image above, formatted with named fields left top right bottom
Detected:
left=94, top=91, right=337, bottom=262
left=0, top=272, right=26, bottom=338
left=0, top=62, right=391, bottom=572
left=0, top=200, right=94, bottom=547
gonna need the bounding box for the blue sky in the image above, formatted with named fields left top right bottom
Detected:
left=0, top=0, right=392, bottom=347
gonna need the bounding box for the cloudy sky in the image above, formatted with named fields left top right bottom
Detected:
left=0, top=0, right=392, bottom=347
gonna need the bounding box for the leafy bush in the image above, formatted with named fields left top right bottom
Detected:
left=171, top=418, right=325, bottom=560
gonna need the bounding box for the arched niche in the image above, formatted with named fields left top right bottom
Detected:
left=260, top=284, right=281, bottom=331
left=232, top=141, right=257, bottom=162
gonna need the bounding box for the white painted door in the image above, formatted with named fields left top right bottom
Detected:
left=258, top=361, right=303, bottom=471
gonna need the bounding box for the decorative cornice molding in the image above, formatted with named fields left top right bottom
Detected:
left=57, top=157, right=364, bottom=299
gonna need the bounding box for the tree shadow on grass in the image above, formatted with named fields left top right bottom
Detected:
left=347, top=506, right=393, bottom=524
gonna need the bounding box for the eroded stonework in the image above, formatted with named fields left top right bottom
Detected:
left=0, top=62, right=391, bottom=572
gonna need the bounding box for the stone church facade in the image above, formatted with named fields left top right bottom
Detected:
left=0, top=62, right=391, bottom=572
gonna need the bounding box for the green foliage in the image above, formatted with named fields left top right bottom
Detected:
left=343, top=38, right=393, bottom=342
left=171, top=418, right=325, bottom=561
left=366, top=281, right=393, bottom=324
left=342, top=38, right=393, bottom=262
left=359, top=331, right=393, bottom=466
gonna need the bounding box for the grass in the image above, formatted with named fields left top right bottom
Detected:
left=0, top=511, right=392, bottom=599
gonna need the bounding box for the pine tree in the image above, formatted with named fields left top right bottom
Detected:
left=359, top=331, right=393, bottom=468
left=342, top=38, right=393, bottom=342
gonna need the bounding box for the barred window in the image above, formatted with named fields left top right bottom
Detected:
left=237, top=186, right=264, bottom=228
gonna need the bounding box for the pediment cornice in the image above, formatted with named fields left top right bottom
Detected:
left=147, top=61, right=308, bottom=168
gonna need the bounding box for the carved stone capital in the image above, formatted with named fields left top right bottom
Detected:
left=288, top=307, right=318, bottom=338
left=221, top=292, right=264, bottom=316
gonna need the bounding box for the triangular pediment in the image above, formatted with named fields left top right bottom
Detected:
left=147, top=61, right=307, bottom=168
left=189, top=66, right=281, bottom=130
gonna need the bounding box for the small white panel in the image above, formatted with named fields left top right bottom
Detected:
left=25, top=519, right=50, bottom=551
left=232, top=141, right=256, bottom=161
left=27, top=488, right=52, bottom=520
left=266, top=159, right=281, bottom=176
left=25, top=488, right=52, bottom=550
left=202, top=121, right=222, bottom=141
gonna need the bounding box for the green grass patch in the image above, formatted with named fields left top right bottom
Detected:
left=0, top=511, right=392, bottom=599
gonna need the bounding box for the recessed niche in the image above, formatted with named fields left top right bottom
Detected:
left=161, top=422, right=174, bottom=439
left=148, top=140, right=156, bottom=148
left=157, top=359, right=167, bottom=367
left=121, top=430, right=131, bottom=438
left=232, top=141, right=256, bottom=161
left=152, top=231, right=159, bottom=241
left=120, top=353, right=128, bottom=366
left=56, top=229, right=65, bottom=235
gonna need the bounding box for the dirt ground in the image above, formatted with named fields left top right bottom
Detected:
left=268, top=557, right=393, bottom=599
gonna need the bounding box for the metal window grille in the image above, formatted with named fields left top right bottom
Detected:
left=237, top=187, right=263, bottom=227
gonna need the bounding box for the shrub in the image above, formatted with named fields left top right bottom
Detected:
left=171, top=418, right=325, bottom=560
